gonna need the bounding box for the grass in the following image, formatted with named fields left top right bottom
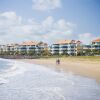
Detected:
left=39, top=56, right=100, bottom=62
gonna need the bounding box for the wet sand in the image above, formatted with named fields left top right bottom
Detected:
left=18, top=57, right=100, bottom=83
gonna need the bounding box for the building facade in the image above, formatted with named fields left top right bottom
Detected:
left=0, top=38, right=100, bottom=56
left=51, top=40, right=82, bottom=55
left=91, top=39, right=100, bottom=50
left=0, top=41, right=48, bottom=55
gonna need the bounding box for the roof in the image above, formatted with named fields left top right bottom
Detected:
left=20, top=41, right=48, bottom=46
left=54, top=40, right=77, bottom=44
left=20, top=41, right=39, bottom=46
left=92, top=38, right=100, bottom=43
left=7, top=44, right=19, bottom=47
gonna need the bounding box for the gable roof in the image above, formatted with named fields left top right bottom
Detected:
left=54, top=40, right=76, bottom=44
left=20, top=41, right=48, bottom=46
left=20, top=41, right=39, bottom=46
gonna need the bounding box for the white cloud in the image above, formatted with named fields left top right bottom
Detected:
left=0, top=11, right=21, bottom=27
left=0, top=11, right=75, bottom=44
left=0, top=11, right=99, bottom=45
left=32, top=0, right=62, bottom=11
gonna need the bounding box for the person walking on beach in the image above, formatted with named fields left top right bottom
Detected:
left=56, top=58, right=60, bottom=65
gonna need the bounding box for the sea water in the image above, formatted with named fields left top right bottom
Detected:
left=0, top=58, right=100, bottom=100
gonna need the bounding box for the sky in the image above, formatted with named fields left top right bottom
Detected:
left=0, top=0, right=100, bottom=44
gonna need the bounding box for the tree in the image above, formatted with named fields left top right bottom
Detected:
left=43, top=49, right=51, bottom=56
left=14, top=50, right=20, bottom=55
left=92, top=49, right=100, bottom=55
left=0, top=48, right=4, bottom=55
left=28, top=49, right=36, bottom=56
left=19, top=50, right=27, bottom=55
left=10, top=51, right=15, bottom=55
left=84, top=49, right=92, bottom=56
left=77, top=44, right=83, bottom=56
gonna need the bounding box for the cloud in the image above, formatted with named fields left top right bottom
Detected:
left=32, top=0, right=62, bottom=11
left=20, top=16, right=74, bottom=43
left=0, top=11, right=99, bottom=45
left=0, top=11, right=21, bottom=27
left=78, top=33, right=98, bottom=44
left=0, top=11, right=75, bottom=44
left=0, top=11, right=22, bottom=38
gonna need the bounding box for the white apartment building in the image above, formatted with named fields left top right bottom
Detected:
left=51, top=40, right=82, bottom=55
left=91, top=39, right=100, bottom=50
left=0, top=41, right=48, bottom=55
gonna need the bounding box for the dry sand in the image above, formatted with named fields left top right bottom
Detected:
left=18, top=57, right=100, bottom=83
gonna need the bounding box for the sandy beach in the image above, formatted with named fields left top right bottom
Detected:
left=18, top=57, right=100, bottom=83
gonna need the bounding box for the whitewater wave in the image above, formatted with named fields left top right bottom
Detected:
left=0, top=59, right=100, bottom=100
left=0, top=59, right=27, bottom=84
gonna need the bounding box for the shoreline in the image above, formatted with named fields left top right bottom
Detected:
left=17, top=58, right=100, bottom=84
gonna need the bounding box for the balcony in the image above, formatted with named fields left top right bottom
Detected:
left=52, top=47, right=59, bottom=50
left=59, top=48, right=68, bottom=50
left=51, top=45, right=59, bottom=48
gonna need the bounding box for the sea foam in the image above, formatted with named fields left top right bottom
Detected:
left=0, top=59, right=100, bottom=100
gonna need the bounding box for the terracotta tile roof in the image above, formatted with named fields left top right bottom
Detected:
left=20, top=41, right=48, bottom=46
left=92, top=38, right=100, bottom=42
left=6, top=43, right=19, bottom=46
left=54, top=40, right=76, bottom=44
left=20, top=41, right=39, bottom=46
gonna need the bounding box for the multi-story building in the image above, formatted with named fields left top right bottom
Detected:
left=17, top=41, right=48, bottom=55
left=0, top=44, right=20, bottom=55
left=3, top=39, right=100, bottom=56
left=91, top=39, right=100, bottom=50
left=18, top=41, right=39, bottom=54
left=51, top=40, right=82, bottom=55
left=0, top=41, right=48, bottom=55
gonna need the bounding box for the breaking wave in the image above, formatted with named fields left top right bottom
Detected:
left=0, top=58, right=100, bottom=100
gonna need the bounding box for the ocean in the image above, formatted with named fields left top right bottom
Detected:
left=0, top=58, right=100, bottom=100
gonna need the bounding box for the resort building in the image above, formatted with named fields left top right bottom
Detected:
left=18, top=41, right=48, bottom=54
left=0, top=41, right=48, bottom=55
left=18, top=41, right=39, bottom=54
left=51, top=40, right=82, bottom=55
left=1, top=38, right=100, bottom=56
left=0, top=44, right=20, bottom=55
left=91, top=38, right=100, bottom=50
